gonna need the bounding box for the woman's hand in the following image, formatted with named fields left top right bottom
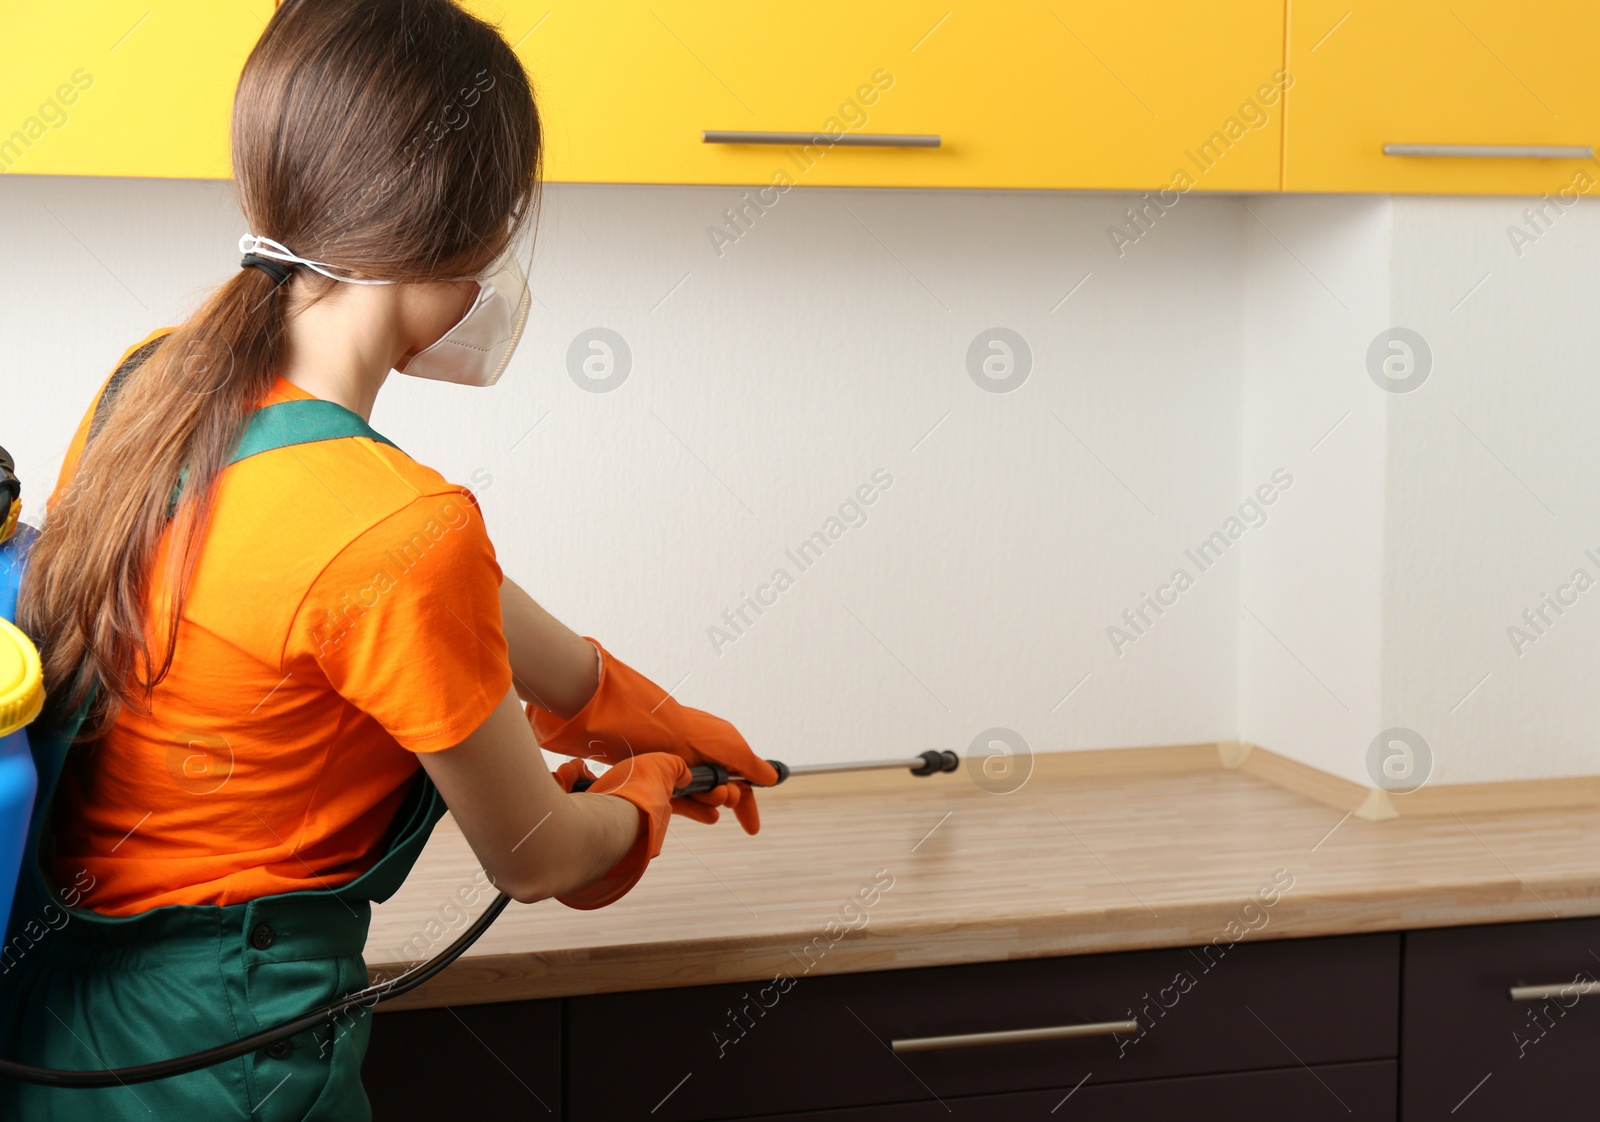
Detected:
left=553, top=752, right=698, bottom=910
left=525, top=638, right=776, bottom=833
left=553, top=756, right=733, bottom=827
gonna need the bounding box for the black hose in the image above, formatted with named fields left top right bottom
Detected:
left=0, top=757, right=779, bottom=1085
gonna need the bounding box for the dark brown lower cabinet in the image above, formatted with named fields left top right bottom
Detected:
left=1402, top=916, right=1600, bottom=1120
left=363, top=918, right=1600, bottom=1120
left=566, top=933, right=1399, bottom=1121
left=362, top=999, right=561, bottom=1119
left=730, top=1060, right=1397, bottom=1120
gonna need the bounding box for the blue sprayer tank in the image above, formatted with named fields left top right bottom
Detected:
left=0, top=475, right=43, bottom=934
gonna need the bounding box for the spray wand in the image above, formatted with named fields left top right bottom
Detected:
left=569, top=749, right=961, bottom=795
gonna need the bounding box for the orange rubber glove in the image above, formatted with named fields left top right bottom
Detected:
left=552, top=757, right=595, bottom=794
left=557, top=752, right=694, bottom=910
left=527, top=638, right=778, bottom=834
left=552, top=756, right=721, bottom=825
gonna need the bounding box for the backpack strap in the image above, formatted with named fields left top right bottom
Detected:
left=88, top=332, right=170, bottom=445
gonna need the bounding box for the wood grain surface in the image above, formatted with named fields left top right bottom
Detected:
left=365, top=745, right=1600, bottom=1011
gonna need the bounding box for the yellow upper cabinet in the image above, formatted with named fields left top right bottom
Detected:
left=12, top=2, right=1600, bottom=196
left=1284, top=1, right=1600, bottom=195
left=0, top=1, right=262, bottom=179
left=502, top=1, right=1288, bottom=191
left=1, top=1, right=1287, bottom=192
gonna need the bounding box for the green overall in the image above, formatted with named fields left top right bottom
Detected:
left=0, top=401, right=447, bottom=1120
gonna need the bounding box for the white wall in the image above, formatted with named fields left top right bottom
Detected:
left=1237, top=191, right=1600, bottom=788
left=0, top=174, right=1246, bottom=775
left=1238, top=195, right=1391, bottom=785
left=1381, top=193, right=1600, bottom=783
left=3, top=173, right=1594, bottom=785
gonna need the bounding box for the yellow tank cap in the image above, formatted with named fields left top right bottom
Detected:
left=0, top=617, right=44, bottom=738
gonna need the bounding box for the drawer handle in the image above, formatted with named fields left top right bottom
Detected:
left=703, top=130, right=940, bottom=149
left=1383, top=144, right=1594, bottom=160
left=891, top=1018, right=1139, bottom=1054
left=1509, top=981, right=1600, bottom=1001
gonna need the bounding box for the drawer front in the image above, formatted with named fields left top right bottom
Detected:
left=568, top=933, right=1398, bottom=1121
left=1403, top=917, right=1600, bottom=1120
left=734, top=1060, right=1397, bottom=1121
left=362, top=1000, right=560, bottom=1118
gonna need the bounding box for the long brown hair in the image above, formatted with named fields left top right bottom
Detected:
left=20, top=0, right=541, bottom=735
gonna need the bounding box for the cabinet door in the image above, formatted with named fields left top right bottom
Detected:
left=729, top=1060, right=1397, bottom=1120
left=1402, top=917, right=1600, bottom=1120
left=362, top=1000, right=561, bottom=1118
left=0, top=1, right=255, bottom=179
left=507, top=0, right=1287, bottom=190
left=1285, top=1, right=1600, bottom=195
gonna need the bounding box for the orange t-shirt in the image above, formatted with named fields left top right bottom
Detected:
left=48, top=330, right=512, bottom=915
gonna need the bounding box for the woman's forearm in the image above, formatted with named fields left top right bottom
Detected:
left=499, top=577, right=600, bottom=717
left=419, top=690, right=642, bottom=903
left=529, top=789, right=643, bottom=899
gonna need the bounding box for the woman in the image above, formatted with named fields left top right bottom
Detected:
left=0, top=0, right=774, bottom=1117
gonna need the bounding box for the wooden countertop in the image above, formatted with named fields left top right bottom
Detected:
left=365, top=746, right=1600, bottom=1011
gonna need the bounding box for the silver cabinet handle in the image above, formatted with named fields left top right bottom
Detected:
left=1509, top=981, right=1600, bottom=1001
left=891, top=1018, right=1139, bottom=1054
left=703, top=130, right=940, bottom=148
left=1383, top=144, right=1593, bottom=159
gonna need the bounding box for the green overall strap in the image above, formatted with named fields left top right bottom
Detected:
left=228, top=398, right=397, bottom=465
left=169, top=399, right=398, bottom=513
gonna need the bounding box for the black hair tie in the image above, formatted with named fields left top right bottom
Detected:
left=241, top=253, right=294, bottom=286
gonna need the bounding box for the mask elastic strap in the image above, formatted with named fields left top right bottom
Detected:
left=236, top=233, right=396, bottom=286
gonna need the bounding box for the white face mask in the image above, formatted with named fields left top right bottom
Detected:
left=397, top=257, right=532, bottom=387
left=237, top=232, right=533, bottom=387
